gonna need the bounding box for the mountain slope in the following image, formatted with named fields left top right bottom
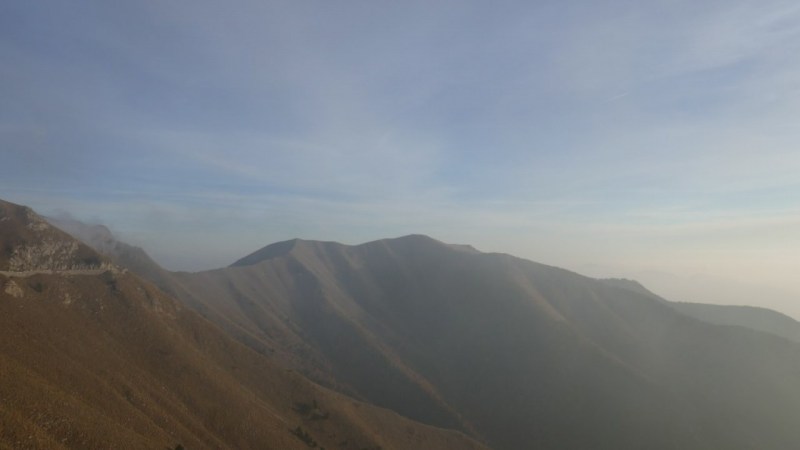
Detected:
left=43, top=213, right=800, bottom=449
left=603, top=278, right=800, bottom=343
left=161, top=234, right=800, bottom=450
left=44, top=215, right=177, bottom=294
left=671, top=302, right=800, bottom=343
left=0, top=199, right=490, bottom=450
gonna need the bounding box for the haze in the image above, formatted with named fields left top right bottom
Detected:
left=2, top=1, right=799, bottom=316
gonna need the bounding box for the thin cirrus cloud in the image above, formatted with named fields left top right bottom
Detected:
left=2, top=0, right=800, bottom=312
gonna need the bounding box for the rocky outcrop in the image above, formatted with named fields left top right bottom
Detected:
left=3, top=279, right=23, bottom=298
left=0, top=199, right=112, bottom=273
left=8, top=238, right=108, bottom=272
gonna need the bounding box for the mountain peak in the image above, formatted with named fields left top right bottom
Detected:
left=389, top=233, right=439, bottom=243
left=384, top=234, right=451, bottom=248
left=230, top=238, right=307, bottom=267
left=375, top=234, right=481, bottom=255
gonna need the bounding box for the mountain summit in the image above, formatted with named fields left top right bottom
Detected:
left=230, top=234, right=467, bottom=267
left=231, top=238, right=328, bottom=266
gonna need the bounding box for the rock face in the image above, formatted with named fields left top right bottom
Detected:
left=0, top=200, right=108, bottom=272
left=3, top=280, right=23, bottom=298
left=10, top=238, right=89, bottom=272
left=45, top=215, right=172, bottom=289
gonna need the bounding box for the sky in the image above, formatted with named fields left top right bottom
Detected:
left=2, top=1, right=800, bottom=315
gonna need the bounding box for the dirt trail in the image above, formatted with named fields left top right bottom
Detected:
left=0, top=269, right=113, bottom=278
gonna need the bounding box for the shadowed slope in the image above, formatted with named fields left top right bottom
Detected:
left=165, top=234, right=800, bottom=450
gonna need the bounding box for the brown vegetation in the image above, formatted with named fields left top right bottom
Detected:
left=0, top=199, right=489, bottom=450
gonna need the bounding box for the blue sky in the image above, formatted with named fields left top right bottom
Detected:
left=2, top=1, right=800, bottom=314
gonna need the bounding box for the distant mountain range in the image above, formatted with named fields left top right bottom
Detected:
left=581, top=264, right=800, bottom=322
left=4, top=197, right=800, bottom=449
left=602, top=277, right=800, bottom=344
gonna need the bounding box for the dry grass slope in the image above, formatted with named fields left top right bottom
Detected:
left=0, top=199, right=490, bottom=450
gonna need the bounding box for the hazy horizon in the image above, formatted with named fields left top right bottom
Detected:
left=3, top=2, right=799, bottom=317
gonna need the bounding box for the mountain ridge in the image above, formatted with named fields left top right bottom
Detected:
left=231, top=234, right=477, bottom=268
left=35, top=211, right=800, bottom=449
left=1, top=199, right=492, bottom=450
left=161, top=233, right=800, bottom=449
left=603, top=277, right=800, bottom=343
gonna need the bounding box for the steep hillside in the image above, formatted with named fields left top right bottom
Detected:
left=164, top=235, right=800, bottom=450
left=0, top=200, right=490, bottom=450
left=45, top=215, right=177, bottom=294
